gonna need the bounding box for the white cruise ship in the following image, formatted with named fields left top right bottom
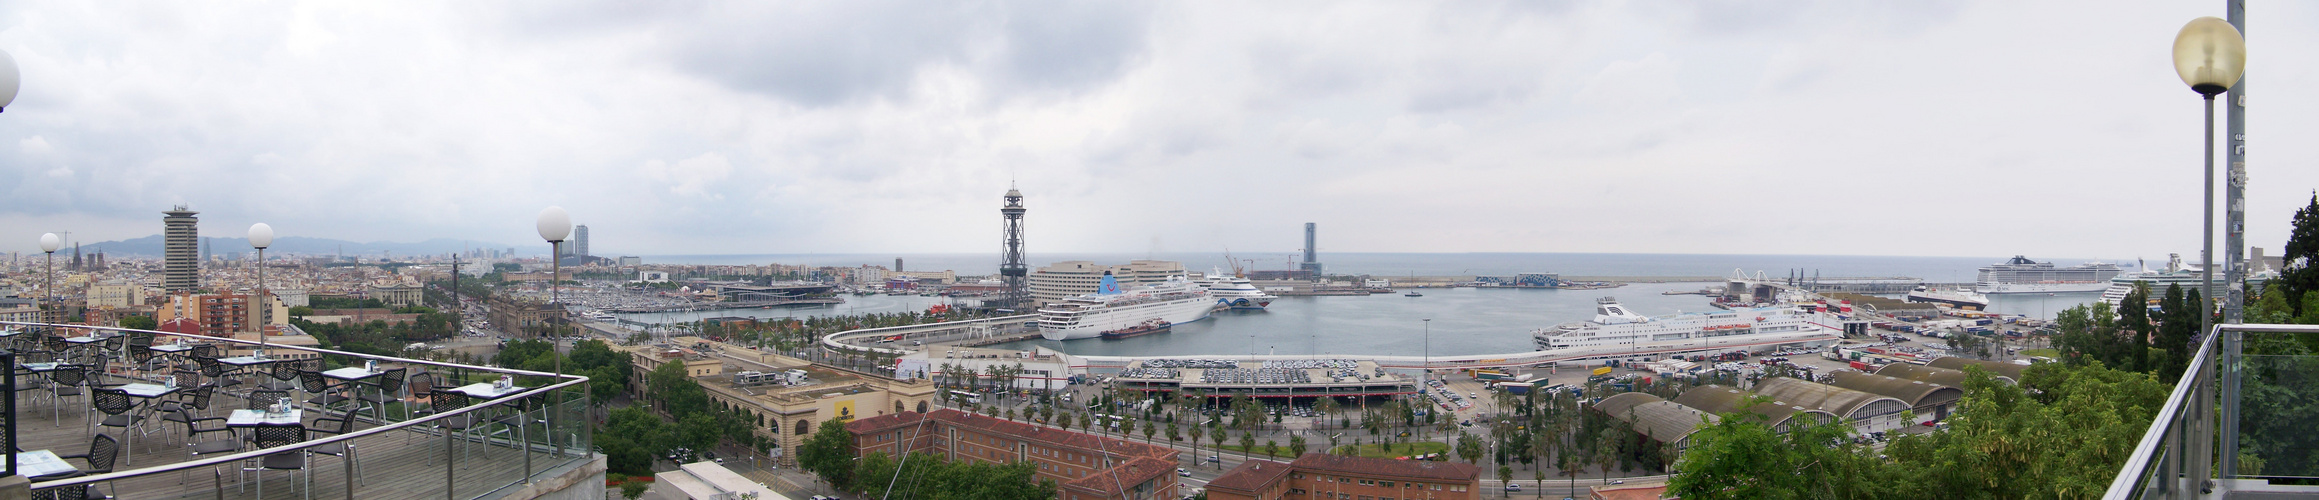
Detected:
left=1905, top=286, right=1990, bottom=310
left=1975, top=256, right=2124, bottom=294
left=2099, top=254, right=2275, bottom=308
left=1533, top=297, right=1834, bottom=350
left=1037, top=273, right=1214, bottom=340
left=1199, top=269, right=1277, bottom=310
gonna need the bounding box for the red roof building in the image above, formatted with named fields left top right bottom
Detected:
left=1206, top=453, right=1481, bottom=500
left=845, top=408, right=1180, bottom=500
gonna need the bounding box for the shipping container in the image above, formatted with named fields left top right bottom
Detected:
left=1591, top=366, right=1614, bottom=376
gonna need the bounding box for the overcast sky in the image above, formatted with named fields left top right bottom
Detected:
left=2, top=2, right=2315, bottom=261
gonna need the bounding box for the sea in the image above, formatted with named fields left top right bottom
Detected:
left=616, top=253, right=2113, bottom=357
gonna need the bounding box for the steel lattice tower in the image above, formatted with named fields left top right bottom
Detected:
left=999, top=188, right=1028, bottom=308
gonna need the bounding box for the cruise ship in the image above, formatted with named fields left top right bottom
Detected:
left=1533, top=297, right=1835, bottom=350
left=1906, top=286, right=1990, bottom=310
left=1199, top=269, right=1278, bottom=310
left=1037, top=273, right=1214, bottom=340
left=1975, top=256, right=2125, bottom=294
left=2099, top=254, right=2275, bottom=308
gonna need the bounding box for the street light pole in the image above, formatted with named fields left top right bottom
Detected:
left=250, top=223, right=273, bottom=354
left=537, top=206, right=573, bottom=459
left=39, top=233, right=58, bottom=328
left=2172, top=15, right=2245, bottom=481
left=1422, top=319, right=1431, bottom=383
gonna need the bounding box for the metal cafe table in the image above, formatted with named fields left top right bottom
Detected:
left=114, top=382, right=182, bottom=465
left=14, top=449, right=80, bottom=478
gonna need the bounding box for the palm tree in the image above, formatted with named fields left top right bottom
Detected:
left=1189, top=424, right=1206, bottom=466
left=1239, top=431, right=1256, bottom=460
left=1207, top=425, right=1227, bottom=468
left=1288, top=435, right=1307, bottom=458
left=1141, top=419, right=1157, bottom=444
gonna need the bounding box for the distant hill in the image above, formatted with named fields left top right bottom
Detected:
left=75, top=235, right=546, bottom=258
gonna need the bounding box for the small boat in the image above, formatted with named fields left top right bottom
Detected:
left=1404, top=291, right=1423, bottom=297
left=1098, top=318, right=1172, bottom=340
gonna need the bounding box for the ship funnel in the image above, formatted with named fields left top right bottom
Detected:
left=1098, top=271, right=1122, bottom=295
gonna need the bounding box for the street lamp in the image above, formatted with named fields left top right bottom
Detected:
left=536, top=206, right=571, bottom=458
left=2171, top=16, right=2245, bottom=341
left=249, top=223, right=273, bottom=355
left=39, top=233, right=59, bottom=327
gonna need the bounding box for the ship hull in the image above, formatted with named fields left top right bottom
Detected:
left=1039, top=297, right=1213, bottom=340
left=1974, top=282, right=2109, bottom=294
left=1904, top=292, right=1989, bottom=310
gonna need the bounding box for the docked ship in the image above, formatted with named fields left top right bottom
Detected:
left=2099, top=254, right=2276, bottom=308
left=1098, top=319, right=1172, bottom=340
left=1037, top=273, right=1213, bottom=340
left=1199, top=269, right=1278, bottom=310
left=1533, top=297, right=1835, bottom=350
left=1905, top=286, right=1990, bottom=310
left=1975, top=256, right=2124, bottom=294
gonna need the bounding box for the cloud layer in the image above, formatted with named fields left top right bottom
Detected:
left=2, top=2, right=2316, bottom=262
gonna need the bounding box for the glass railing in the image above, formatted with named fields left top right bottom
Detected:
left=0, top=321, right=593, bottom=500
left=2105, top=323, right=2319, bottom=499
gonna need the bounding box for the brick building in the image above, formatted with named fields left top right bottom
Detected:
left=1207, top=453, right=1480, bottom=500
left=846, top=409, right=1179, bottom=500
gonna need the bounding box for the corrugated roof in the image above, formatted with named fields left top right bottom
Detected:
left=1751, top=377, right=1907, bottom=421
left=1670, top=384, right=1836, bottom=429
left=1873, top=363, right=2017, bottom=386
left=1827, top=371, right=1963, bottom=409
left=1594, top=393, right=1719, bottom=446
left=1927, top=357, right=2028, bottom=381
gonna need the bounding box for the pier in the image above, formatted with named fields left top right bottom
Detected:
left=608, top=297, right=843, bottom=313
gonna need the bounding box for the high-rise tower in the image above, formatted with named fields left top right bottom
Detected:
left=1299, top=222, right=1324, bottom=275
left=999, top=188, right=1028, bottom=308
left=164, top=206, right=200, bottom=292
left=573, top=225, right=590, bottom=262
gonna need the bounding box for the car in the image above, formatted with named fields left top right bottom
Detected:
left=1207, top=455, right=1221, bottom=463
left=1178, top=468, right=1191, bottom=477
left=1505, top=484, right=1522, bottom=492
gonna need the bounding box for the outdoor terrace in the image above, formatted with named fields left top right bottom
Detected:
left=0, top=322, right=600, bottom=500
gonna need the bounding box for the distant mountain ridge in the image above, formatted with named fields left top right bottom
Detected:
left=72, top=235, right=546, bottom=258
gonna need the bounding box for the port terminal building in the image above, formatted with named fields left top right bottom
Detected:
left=1109, top=359, right=1419, bottom=403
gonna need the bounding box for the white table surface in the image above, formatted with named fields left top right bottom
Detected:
left=218, top=356, right=277, bottom=366
left=15, top=450, right=77, bottom=478
left=62, top=336, right=101, bottom=344
left=149, top=344, right=193, bottom=353
left=118, top=383, right=180, bottom=398
left=321, top=367, right=382, bottom=381
left=226, top=409, right=304, bottom=426
left=19, top=362, right=64, bottom=372
left=452, top=382, right=527, bottom=399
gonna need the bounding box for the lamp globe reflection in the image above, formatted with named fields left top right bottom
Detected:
left=2172, top=16, right=2246, bottom=96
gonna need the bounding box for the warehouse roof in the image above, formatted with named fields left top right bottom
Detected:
left=1827, top=371, right=1964, bottom=410
left=1671, top=384, right=1837, bottom=430
left=1874, top=363, right=2015, bottom=386
left=1927, top=357, right=2029, bottom=381
left=1595, top=392, right=1719, bottom=447
left=1752, top=377, right=1909, bottom=421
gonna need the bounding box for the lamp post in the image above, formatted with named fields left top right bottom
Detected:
left=39, top=233, right=59, bottom=328
left=2173, top=15, right=2245, bottom=481
left=249, top=223, right=272, bottom=354
left=536, top=206, right=571, bottom=459
left=2172, top=16, right=2244, bottom=341
left=1422, top=319, right=1431, bottom=383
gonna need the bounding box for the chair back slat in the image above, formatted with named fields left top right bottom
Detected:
left=85, top=433, right=119, bottom=474
left=248, top=390, right=288, bottom=410
left=251, top=422, right=307, bottom=449
left=92, top=388, right=133, bottom=416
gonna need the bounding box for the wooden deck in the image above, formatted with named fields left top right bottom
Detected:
left=11, top=392, right=590, bottom=500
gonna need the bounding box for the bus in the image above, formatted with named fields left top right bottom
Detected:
left=951, top=390, right=982, bottom=404
left=1093, top=414, right=1126, bottom=430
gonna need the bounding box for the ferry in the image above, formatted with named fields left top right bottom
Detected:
left=1975, top=256, right=2124, bottom=294
left=1037, top=273, right=1213, bottom=340
left=1098, top=319, right=1172, bottom=340
left=1533, top=297, right=1835, bottom=351
left=1905, top=286, right=1989, bottom=310
left=1198, top=269, right=1277, bottom=310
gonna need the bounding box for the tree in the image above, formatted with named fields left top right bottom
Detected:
left=118, top=315, right=157, bottom=330
left=1456, top=431, right=1483, bottom=464
left=619, top=481, right=648, bottom=500
left=1141, top=418, right=1157, bottom=444
left=2277, top=193, right=2319, bottom=317
left=1263, top=439, right=1279, bottom=459
left=1239, top=431, right=1257, bottom=460
left=1288, top=435, right=1307, bottom=458
left=1188, top=424, right=1206, bottom=466
left=1056, top=412, right=1074, bottom=433
left=1496, top=465, right=1513, bottom=497
left=798, top=419, right=858, bottom=490
left=1208, top=425, right=1227, bottom=467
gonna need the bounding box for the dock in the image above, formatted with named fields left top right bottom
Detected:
left=608, top=297, right=843, bottom=313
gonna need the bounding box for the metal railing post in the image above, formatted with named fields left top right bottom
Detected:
left=447, top=418, right=457, bottom=500
left=3, top=348, right=15, bottom=480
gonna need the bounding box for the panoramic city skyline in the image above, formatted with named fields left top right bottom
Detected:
left=2, top=2, right=2316, bottom=260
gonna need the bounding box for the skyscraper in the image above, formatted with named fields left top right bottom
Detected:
left=164, top=206, right=200, bottom=292
left=573, top=224, right=590, bottom=261
left=1300, top=222, right=1324, bottom=275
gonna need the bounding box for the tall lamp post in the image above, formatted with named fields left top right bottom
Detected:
left=1422, top=318, right=1431, bottom=383
left=39, top=233, right=59, bottom=328
left=536, top=206, right=571, bottom=458
left=2172, top=17, right=2244, bottom=340
left=249, top=223, right=272, bottom=354
left=2173, top=14, right=2246, bottom=478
